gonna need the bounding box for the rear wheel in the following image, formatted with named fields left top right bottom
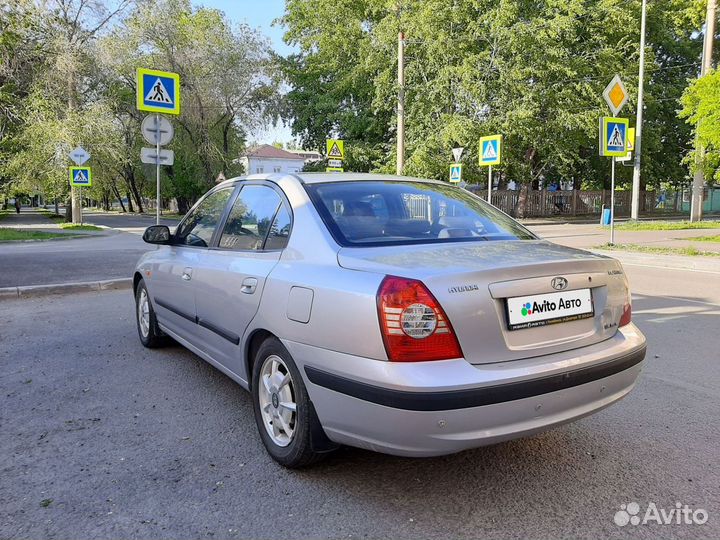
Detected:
left=135, top=279, right=167, bottom=348
left=252, top=337, right=327, bottom=468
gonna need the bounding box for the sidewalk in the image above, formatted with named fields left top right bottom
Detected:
left=528, top=222, right=720, bottom=254
left=1, top=207, right=72, bottom=234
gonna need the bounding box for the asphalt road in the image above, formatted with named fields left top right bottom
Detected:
left=1, top=264, right=719, bottom=539
left=0, top=211, right=180, bottom=287
left=0, top=233, right=151, bottom=288
left=81, top=211, right=180, bottom=230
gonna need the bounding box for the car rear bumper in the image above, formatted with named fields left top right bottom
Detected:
left=283, top=323, right=646, bottom=457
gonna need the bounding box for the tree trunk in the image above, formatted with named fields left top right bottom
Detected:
left=497, top=173, right=508, bottom=190
left=176, top=196, right=191, bottom=214
left=126, top=191, right=134, bottom=213
left=124, top=166, right=144, bottom=213
left=65, top=195, right=73, bottom=222
left=110, top=182, right=126, bottom=212
left=516, top=184, right=530, bottom=218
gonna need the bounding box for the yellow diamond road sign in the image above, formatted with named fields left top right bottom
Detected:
left=603, top=74, right=628, bottom=116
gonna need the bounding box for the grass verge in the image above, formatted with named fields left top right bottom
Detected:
left=615, top=220, right=720, bottom=231
left=0, top=228, right=74, bottom=242
left=595, top=243, right=720, bottom=257
left=59, top=223, right=102, bottom=231
left=683, top=235, right=720, bottom=243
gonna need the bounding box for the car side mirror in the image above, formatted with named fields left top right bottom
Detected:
left=143, top=225, right=171, bottom=245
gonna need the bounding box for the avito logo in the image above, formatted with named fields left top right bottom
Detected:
left=520, top=297, right=584, bottom=317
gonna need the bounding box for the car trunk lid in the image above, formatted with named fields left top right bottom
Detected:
left=338, top=240, right=629, bottom=364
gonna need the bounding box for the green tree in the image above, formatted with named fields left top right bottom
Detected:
left=100, top=0, right=281, bottom=211
left=281, top=0, right=703, bottom=214
left=0, top=0, right=131, bottom=218
left=680, top=68, right=720, bottom=184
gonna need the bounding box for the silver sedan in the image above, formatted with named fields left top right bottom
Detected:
left=134, top=173, right=646, bottom=467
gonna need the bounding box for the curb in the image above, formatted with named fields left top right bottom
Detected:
left=0, top=278, right=133, bottom=300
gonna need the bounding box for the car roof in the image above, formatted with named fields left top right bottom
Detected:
left=219, top=172, right=447, bottom=187
left=293, top=172, right=442, bottom=185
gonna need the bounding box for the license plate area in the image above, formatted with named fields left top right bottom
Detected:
left=506, top=289, right=594, bottom=331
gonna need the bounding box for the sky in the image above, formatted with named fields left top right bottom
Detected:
left=196, top=0, right=295, bottom=145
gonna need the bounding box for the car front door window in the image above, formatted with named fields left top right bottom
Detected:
left=175, top=188, right=234, bottom=247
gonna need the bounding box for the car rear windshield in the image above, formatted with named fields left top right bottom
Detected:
left=306, top=181, right=536, bottom=247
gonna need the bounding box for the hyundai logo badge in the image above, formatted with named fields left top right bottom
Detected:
left=551, top=277, right=568, bottom=290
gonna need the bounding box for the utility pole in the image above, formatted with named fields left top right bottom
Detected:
left=396, top=30, right=405, bottom=176
left=68, top=77, right=81, bottom=224
left=631, top=0, right=647, bottom=220
left=691, top=0, right=717, bottom=222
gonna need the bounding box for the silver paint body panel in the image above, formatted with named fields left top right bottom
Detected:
left=135, top=173, right=646, bottom=457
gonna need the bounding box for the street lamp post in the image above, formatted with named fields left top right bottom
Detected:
left=631, top=0, right=647, bottom=220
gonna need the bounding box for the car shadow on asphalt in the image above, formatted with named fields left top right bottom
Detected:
left=110, top=289, right=716, bottom=524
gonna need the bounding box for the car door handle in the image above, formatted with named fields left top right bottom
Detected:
left=182, top=267, right=193, bottom=281
left=241, top=277, right=258, bottom=294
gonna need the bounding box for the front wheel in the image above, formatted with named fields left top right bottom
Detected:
left=252, top=338, right=328, bottom=468
left=135, top=279, right=167, bottom=348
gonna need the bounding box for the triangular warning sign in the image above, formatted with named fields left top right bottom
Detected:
left=483, top=141, right=497, bottom=160
left=75, top=170, right=88, bottom=183
left=145, top=78, right=173, bottom=104
left=328, top=142, right=342, bottom=158
left=608, top=126, right=624, bottom=147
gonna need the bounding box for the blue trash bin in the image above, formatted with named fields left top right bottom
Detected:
left=601, top=208, right=612, bottom=226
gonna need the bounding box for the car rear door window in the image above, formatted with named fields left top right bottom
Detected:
left=174, top=187, right=234, bottom=247
left=219, top=185, right=290, bottom=251
left=264, top=205, right=291, bottom=250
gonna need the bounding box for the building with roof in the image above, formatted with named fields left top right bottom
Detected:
left=287, top=149, right=323, bottom=162
left=240, top=145, right=307, bottom=175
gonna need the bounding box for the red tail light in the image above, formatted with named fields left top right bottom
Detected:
left=377, top=276, right=463, bottom=362
left=619, top=302, right=632, bottom=327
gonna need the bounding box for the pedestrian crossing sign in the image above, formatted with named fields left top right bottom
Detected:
left=449, top=163, right=462, bottom=183
left=626, top=127, right=635, bottom=153
left=137, top=68, right=181, bottom=115
left=599, top=117, right=629, bottom=157
left=69, top=166, right=92, bottom=187
left=479, top=134, right=502, bottom=166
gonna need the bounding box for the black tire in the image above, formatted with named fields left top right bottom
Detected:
left=135, top=279, right=167, bottom=348
left=252, top=337, right=328, bottom=468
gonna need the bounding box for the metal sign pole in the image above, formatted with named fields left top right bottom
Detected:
left=610, top=157, right=616, bottom=245
left=79, top=186, right=83, bottom=225
left=156, top=113, right=161, bottom=225
left=488, top=166, right=492, bottom=203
